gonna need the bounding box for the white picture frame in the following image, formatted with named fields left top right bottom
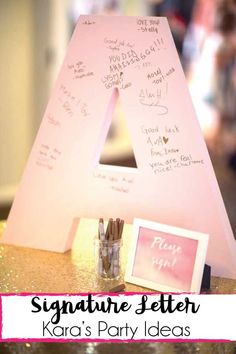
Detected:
left=125, top=218, right=209, bottom=293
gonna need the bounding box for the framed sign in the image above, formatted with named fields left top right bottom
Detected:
left=125, top=218, right=209, bottom=293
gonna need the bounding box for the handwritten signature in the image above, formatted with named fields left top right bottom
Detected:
left=82, top=20, right=95, bottom=25
left=139, top=88, right=168, bottom=115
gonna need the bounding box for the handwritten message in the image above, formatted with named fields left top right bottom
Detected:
left=36, top=144, right=61, bottom=171
left=147, top=66, right=175, bottom=85
left=135, top=61, right=152, bottom=71
left=108, top=40, right=165, bottom=74
left=136, top=18, right=160, bottom=34
left=104, top=37, right=134, bottom=52
left=141, top=124, right=204, bottom=174
left=67, top=60, right=94, bottom=80
left=93, top=170, right=134, bottom=194
left=57, top=84, right=89, bottom=118
left=82, top=20, right=96, bottom=25
left=101, top=72, right=132, bottom=90
left=46, top=113, right=61, bottom=127
left=139, top=85, right=168, bottom=115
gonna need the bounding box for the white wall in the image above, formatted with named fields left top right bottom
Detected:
left=0, top=0, right=34, bottom=203
left=0, top=0, right=70, bottom=205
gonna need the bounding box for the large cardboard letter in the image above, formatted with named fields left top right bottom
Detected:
left=3, top=16, right=236, bottom=279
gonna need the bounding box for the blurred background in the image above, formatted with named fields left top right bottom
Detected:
left=0, top=0, right=235, bottom=235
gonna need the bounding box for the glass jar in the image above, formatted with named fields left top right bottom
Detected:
left=94, top=237, right=122, bottom=279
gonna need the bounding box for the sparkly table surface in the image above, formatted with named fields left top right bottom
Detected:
left=0, top=220, right=236, bottom=353
left=0, top=219, right=236, bottom=293
left=0, top=342, right=235, bottom=354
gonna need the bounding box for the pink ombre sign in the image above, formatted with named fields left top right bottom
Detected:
left=125, top=219, right=209, bottom=293
left=2, top=15, right=236, bottom=280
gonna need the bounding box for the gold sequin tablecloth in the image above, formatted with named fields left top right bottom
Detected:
left=0, top=218, right=236, bottom=293
left=1, top=219, right=236, bottom=353
left=0, top=342, right=236, bottom=354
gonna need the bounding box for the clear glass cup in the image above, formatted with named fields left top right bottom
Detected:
left=94, top=237, right=122, bottom=280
